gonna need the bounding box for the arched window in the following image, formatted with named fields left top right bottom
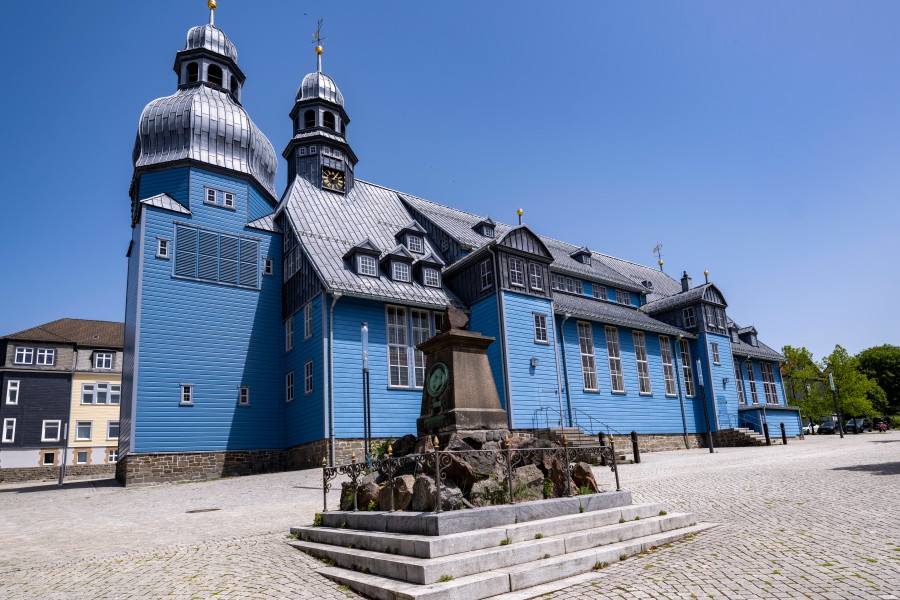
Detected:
left=187, top=62, right=199, bottom=83
left=304, top=110, right=315, bottom=129
left=230, top=77, right=239, bottom=95
left=340, top=121, right=345, bottom=135
left=207, top=64, right=223, bottom=86
left=323, top=111, right=335, bottom=130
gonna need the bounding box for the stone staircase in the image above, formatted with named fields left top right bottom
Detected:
left=713, top=427, right=771, bottom=447
left=289, top=491, right=717, bottom=599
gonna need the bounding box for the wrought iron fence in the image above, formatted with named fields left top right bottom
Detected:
left=321, top=435, right=621, bottom=513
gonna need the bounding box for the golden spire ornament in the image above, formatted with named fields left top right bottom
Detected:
left=312, top=18, right=327, bottom=71
left=208, top=0, right=217, bottom=26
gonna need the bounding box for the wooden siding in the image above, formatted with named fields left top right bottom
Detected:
left=498, top=228, right=551, bottom=258
left=132, top=168, right=283, bottom=453
left=444, top=253, right=496, bottom=307
left=138, top=167, right=190, bottom=209
left=120, top=216, right=143, bottom=455
left=284, top=293, right=325, bottom=447
left=500, top=293, right=560, bottom=429
left=247, top=184, right=276, bottom=223
left=497, top=251, right=551, bottom=300
left=280, top=214, right=324, bottom=319
left=0, top=371, right=70, bottom=448
left=69, top=373, right=121, bottom=448
left=468, top=294, right=506, bottom=410
left=698, top=332, right=737, bottom=431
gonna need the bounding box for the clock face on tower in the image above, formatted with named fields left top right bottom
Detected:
left=322, top=167, right=345, bottom=192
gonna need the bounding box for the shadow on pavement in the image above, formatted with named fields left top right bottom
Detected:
left=0, top=478, right=122, bottom=494
left=831, top=462, right=900, bottom=476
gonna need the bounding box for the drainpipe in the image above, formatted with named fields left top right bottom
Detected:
left=672, top=335, right=689, bottom=447
left=328, top=291, right=343, bottom=465
left=558, top=313, right=572, bottom=428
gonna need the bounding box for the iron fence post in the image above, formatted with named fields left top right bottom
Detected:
left=433, top=437, right=442, bottom=513
left=351, top=452, right=359, bottom=512
left=504, top=435, right=515, bottom=505
left=610, top=435, right=621, bottom=491
left=564, top=435, right=574, bottom=496
left=598, top=432, right=607, bottom=466
left=322, top=456, right=328, bottom=512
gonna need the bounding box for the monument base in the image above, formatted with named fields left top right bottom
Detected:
left=416, top=407, right=510, bottom=437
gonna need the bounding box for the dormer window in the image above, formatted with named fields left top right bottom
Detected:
left=393, top=261, right=411, bottom=283
left=571, top=247, right=592, bottom=265
left=423, top=267, right=440, bottom=288
left=406, top=235, right=424, bottom=254
left=357, top=255, right=378, bottom=277
left=580, top=255, right=591, bottom=265
left=483, top=225, right=494, bottom=238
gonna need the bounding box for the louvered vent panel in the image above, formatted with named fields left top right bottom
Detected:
left=174, top=225, right=198, bottom=278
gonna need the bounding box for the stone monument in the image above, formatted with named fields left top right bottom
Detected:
left=416, top=305, right=509, bottom=436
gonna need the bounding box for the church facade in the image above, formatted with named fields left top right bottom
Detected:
left=118, top=11, right=798, bottom=485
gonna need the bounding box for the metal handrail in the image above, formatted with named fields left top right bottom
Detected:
left=532, top=405, right=624, bottom=437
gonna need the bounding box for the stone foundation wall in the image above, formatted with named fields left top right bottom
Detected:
left=284, top=439, right=330, bottom=470
left=118, top=450, right=285, bottom=486
left=0, top=463, right=115, bottom=484
left=632, top=433, right=708, bottom=452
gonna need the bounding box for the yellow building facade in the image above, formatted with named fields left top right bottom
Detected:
left=69, top=372, right=121, bottom=467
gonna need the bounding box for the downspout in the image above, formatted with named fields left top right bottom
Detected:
left=672, top=335, right=689, bottom=447
left=490, top=247, right=514, bottom=431
left=328, top=291, right=343, bottom=465
left=703, top=335, right=720, bottom=430
left=558, top=313, right=572, bottom=428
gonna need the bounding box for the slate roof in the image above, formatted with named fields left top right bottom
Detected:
left=2, top=319, right=124, bottom=349
left=730, top=335, right=784, bottom=361
left=553, top=294, right=691, bottom=338
left=641, top=284, right=712, bottom=315
left=277, top=177, right=458, bottom=308
left=400, top=193, right=512, bottom=251
left=140, top=193, right=191, bottom=215
left=246, top=213, right=280, bottom=233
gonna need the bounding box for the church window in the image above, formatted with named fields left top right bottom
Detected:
left=187, top=62, right=199, bottom=83
left=605, top=326, right=624, bottom=393
left=678, top=340, right=695, bottom=397
left=591, top=284, right=607, bottom=300
left=223, top=192, right=234, bottom=208
left=760, top=363, right=779, bottom=404
left=423, top=267, right=440, bottom=288
left=746, top=362, right=759, bottom=403
left=479, top=260, right=493, bottom=290
left=304, top=302, right=313, bottom=339
left=712, top=343, right=721, bottom=365
left=483, top=225, right=494, bottom=238
left=411, top=310, right=429, bottom=388
left=615, top=290, right=630, bottom=306
left=305, top=361, right=314, bottom=394
left=299, top=147, right=306, bottom=155
left=230, top=77, right=238, bottom=96
left=207, top=64, right=223, bottom=86
left=633, top=331, right=651, bottom=395
left=286, top=372, right=294, bottom=402
left=682, top=307, right=696, bottom=328
left=660, top=336, right=677, bottom=397
left=528, top=263, right=544, bottom=291
left=387, top=306, right=409, bottom=388
left=157, top=238, right=170, bottom=259
left=509, top=257, right=525, bottom=287
left=304, top=110, right=315, bottom=128
left=533, top=313, right=548, bottom=344
left=577, top=322, right=598, bottom=391
left=406, top=235, right=424, bottom=254
left=309, top=145, right=317, bottom=154
left=180, top=385, right=194, bottom=406
left=393, top=261, right=411, bottom=283
left=323, top=111, right=336, bottom=130
left=357, top=255, right=378, bottom=277
left=174, top=224, right=260, bottom=290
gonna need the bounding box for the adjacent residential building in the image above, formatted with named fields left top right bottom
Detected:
left=0, top=319, right=123, bottom=482
left=119, top=10, right=797, bottom=485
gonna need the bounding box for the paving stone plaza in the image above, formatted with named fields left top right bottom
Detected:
left=1, top=432, right=897, bottom=599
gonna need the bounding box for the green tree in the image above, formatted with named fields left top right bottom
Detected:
left=781, top=345, right=831, bottom=422
left=856, top=344, right=900, bottom=414
left=822, top=345, right=877, bottom=418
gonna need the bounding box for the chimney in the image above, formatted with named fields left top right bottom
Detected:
left=681, top=271, right=691, bottom=292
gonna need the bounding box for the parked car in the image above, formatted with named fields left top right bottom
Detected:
left=818, top=421, right=840, bottom=434
left=845, top=418, right=873, bottom=433
left=802, top=421, right=819, bottom=435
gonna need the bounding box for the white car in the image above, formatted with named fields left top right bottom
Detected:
left=802, top=421, right=819, bottom=435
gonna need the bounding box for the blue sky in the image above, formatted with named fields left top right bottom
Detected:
left=0, top=1, right=897, bottom=361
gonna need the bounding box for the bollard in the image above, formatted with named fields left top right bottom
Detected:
left=630, top=431, right=641, bottom=464
left=598, top=432, right=608, bottom=466
left=763, top=423, right=771, bottom=446
left=780, top=422, right=787, bottom=445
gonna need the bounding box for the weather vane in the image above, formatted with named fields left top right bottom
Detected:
left=312, top=18, right=327, bottom=70
left=652, top=242, right=664, bottom=271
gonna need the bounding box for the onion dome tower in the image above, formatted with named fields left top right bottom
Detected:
left=131, top=0, right=277, bottom=205
left=283, top=21, right=358, bottom=194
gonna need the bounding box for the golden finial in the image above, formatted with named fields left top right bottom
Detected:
left=351, top=451, right=357, bottom=462
left=208, top=0, right=217, bottom=9
left=516, top=208, right=524, bottom=226
left=387, top=444, right=393, bottom=457
left=658, top=259, right=664, bottom=267
left=208, top=0, right=217, bottom=25
left=312, top=18, right=327, bottom=69
left=563, top=435, right=569, bottom=445
left=432, top=436, right=440, bottom=449
left=704, top=270, right=709, bottom=277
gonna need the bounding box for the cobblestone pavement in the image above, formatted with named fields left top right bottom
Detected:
left=0, top=432, right=897, bottom=599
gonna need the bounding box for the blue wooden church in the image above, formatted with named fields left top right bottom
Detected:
left=119, top=9, right=798, bottom=484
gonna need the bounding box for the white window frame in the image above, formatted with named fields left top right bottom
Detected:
left=479, top=260, right=493, bottom=290
left=591, top=284, right=607, bottom=300
left=157, top=237, right=170, bottom=259
left=81, top=383, right=95, bottom=404
left=263, top=257, right=273, bottom=276
left=533, top=313, right=548, bottom=344
left=14, top=347, right=33, bottom=365
left=735, top=362, right=746, bottom=405
left=205, top=188, right=217, bottom=204
left=285, top=317, right=294, bottom=351
left=286, top=371, right=295, bottom=402
left=605, top=326, right=625, bottom=393
left=94, top=352, right=113, bottom=369
left=5, top=380, right=20, bottom=405
left=75, top=421, right=94, bottom=442
left=238, top=387, right=250, bottom=406
left=615, top=290, right=630, bottom=306
left=180, top=384, right=194, bottom=406
left=304, top=303, right=313, bottom=339
left=683, top=307, right=695, bottom=328
left=761, top=362, right=779, bottom=405
left=305, top=361, right=314, bottom=394
left=110, top=384, right=121, bottom=405
left=76, top=450, right=89, bottom=465
left=659, top=336, right=677, bottom=397
left=36, top=348, right=56, bottom=366
left=509, top=257, right=525, bottom=287
left=107, top=420, right=120, bottom=440
left=528, top=263, right=544, bottom=291
left=41, top=420, right=61, bottom=442
left=107, top=449, right=118, bottom=463
left=411, top=309, right=430, bottom=388
left=423, top=267, right=440, bottom=288
left=633, top=331, right=652, bottom=395
left=483, top=225, right=494, bottom=238
left=406, top=234, right=424, bottom=254
left=357, top=254, right=378, bottom=277
left=387, top=306, right=410, bottom=388
left=577, top=322, right=598, bottom=391
left=42, top=451, right=56, bottom=466
left=711, top=342, right=721, bottom=365
left=223, top=192, right=235, bottom=208
left=2, top=418, right=14, bottom=443
left=678, top=340, right=695, bottom=397
left=393, top=261, right=411, bottom=283
left=746, top=362, right=759, bottom=404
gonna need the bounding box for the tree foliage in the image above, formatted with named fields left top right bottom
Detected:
left=822, top=345, right=879, bottom=418
left=856, top=344, right=900, bottom=414
left=781, top=345, right=831, bottom=421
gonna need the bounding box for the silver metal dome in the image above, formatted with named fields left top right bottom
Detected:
left=185, top=24, right=238, bottom=62
left=134, top=85, right=277, bottom=197
left=297, top=71, right=344, bottom=107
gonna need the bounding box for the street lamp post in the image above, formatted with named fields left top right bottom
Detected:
left=829, top=372, right=843, bottom=439
left=697, top=359, right=714, bottom=453
left=361, top=322, right=371, bottom=459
